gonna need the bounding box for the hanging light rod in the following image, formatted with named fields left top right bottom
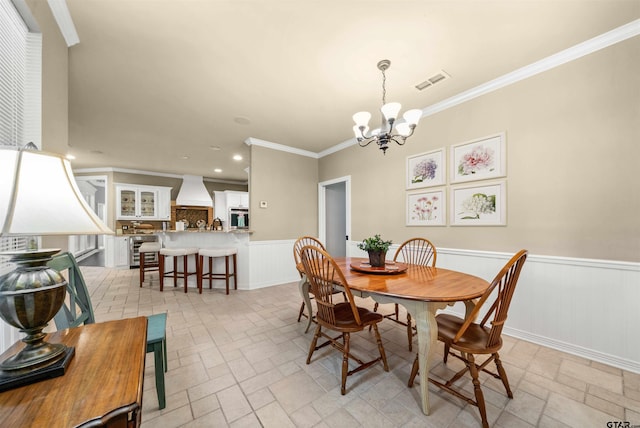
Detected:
left=353, top=59, right=422, bottom=155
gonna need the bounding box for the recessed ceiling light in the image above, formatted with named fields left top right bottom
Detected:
left=210, top=146, right=221, bottom=151
left=214, top=168, right=222, bottom=173
left=181, top=156, right=189, bottom=160
left=233, top=155, right=242, bottom=161
left=66, top=154, right=76, bottom=160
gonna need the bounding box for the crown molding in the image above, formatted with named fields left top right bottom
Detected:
left=73, top=167, right=248, bottom=185
left=245, top=137, right=318, bottom=159
left=47, top=0, right=79, bottom=47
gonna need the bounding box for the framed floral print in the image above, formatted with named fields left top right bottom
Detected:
left=450, top=133, right=506, bottom=183
left=407, top=189, right=446, bottom=226
left=406, top=148, right=445, bottom=189
left=451, top=181, right=506, bottom=226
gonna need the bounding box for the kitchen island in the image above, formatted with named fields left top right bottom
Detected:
left=158, top=229, right=251, bottom=290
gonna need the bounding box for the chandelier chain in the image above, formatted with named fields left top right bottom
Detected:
left=381, top=68, right=386, bottom=105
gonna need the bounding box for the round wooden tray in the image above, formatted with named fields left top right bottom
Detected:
left=350, top=261, right=408, bottom=275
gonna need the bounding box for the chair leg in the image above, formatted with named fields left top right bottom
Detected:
left=153, top=342, right=166, bottom=409
left=183, top=255, right=188, bottom=293
left=406, top=313, right=413, bottom=352
left=225, top=255, right=230, bottom=295
left=233, top=253, right=238, bottom=290
left=140, top=254, right=145, bottom=286
left=408, top=353, right=419, bottom=387
left=341, top=332, right=350, bottom=395
left=371, top=323, right=389, bottom=371
left=467, top=354, right=489, bottom=428
left=159, top=255, right=165, bottom=291
left=173, top=256, right=178, bottom=288
left=297, top=301, right=306, bottom=322
left=306, top=324, right=321, bottom=364
left=443, top=343, right=450, bottom=363
left=208, top=257, right=213, bottom=289
left=197, top=255, right=203, bottom=294
left=493, top=352, right=513, bottom=398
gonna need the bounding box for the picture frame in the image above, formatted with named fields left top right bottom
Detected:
left=406, top=189, right=446, bottom=226
left=450, top=181, right=506, bottom=226
left=406, top=148, right=446, bottom=189
left=450, top=132, right=506, bottom=183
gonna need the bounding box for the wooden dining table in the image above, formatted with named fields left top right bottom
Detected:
left=298, top=256, right=490, bottom=415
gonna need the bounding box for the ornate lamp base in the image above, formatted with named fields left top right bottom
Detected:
left=0, top=249, right=74, bottom=391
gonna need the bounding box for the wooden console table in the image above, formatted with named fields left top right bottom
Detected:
left=0, top=317, right=147, bottom=427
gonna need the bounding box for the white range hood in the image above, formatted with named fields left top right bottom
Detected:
left=175, top=175, right=213, bottom=207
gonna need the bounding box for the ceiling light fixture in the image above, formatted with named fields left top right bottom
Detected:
left=353, top=59, right=422, bottom=155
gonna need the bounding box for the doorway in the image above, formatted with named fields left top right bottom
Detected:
left=318, top=176, right=350, bottom=257
left=72, top=175, right=107, bottom=266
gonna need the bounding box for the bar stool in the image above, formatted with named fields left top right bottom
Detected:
left=159, top=247, right=199, bottom=293
left=139, top=242, right=161, bottom=287
left=198, top=247, right=237, bottom=294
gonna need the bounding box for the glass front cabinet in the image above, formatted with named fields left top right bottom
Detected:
left=116, top=184, right=171, bottom=220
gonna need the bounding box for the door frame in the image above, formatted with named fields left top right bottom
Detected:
left=318, top=175, right=351, bottom=256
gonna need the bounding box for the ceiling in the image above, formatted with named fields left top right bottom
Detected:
left=58, top=1, right=638, bottom=183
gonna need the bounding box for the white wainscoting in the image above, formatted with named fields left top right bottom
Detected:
left=247, top=241, right=639, bottom=373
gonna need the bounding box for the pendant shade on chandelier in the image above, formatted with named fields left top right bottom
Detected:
left=353, top=59, right=422, bottom=154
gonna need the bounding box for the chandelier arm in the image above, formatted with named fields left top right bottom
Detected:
left=358, top=137, right=375, bottom=148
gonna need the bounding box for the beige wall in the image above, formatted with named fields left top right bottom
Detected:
left=249, top=145, right=318, bottom=241
left=28, top=1, right=71, bottom=250
left=320, top=37, right=640, bottom=262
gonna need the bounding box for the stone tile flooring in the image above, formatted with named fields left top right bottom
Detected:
left=78, top=266, right=640, bottom=428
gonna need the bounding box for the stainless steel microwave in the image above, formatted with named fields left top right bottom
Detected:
left=229, top=208, right=249, bottom=229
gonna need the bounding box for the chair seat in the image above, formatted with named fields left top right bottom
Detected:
left=326, top=302, right=384, bottom=331
left=139, top=242, right=161, bottom=253
left=199, top=247, right=237, bottom=258
left=160, top=247, right=198, bottom=256
left=436, top=313, right=502, bottom=354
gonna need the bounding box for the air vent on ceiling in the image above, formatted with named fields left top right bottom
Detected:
left=415, top=70, right=451, bottom=91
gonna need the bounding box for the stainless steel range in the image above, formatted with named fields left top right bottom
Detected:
left=129, top=235, right=158, bottom=268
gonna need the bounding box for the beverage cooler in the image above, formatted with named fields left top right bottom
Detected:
left=129, top=235, right=158, bottom=268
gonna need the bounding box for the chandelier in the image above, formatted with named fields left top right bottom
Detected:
left=352, top=59, right=422, bottom=154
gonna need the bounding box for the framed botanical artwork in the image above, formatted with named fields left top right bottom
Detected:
left=406, top=148, right=445, bottom=189
left=450, top=133, right=506, bottom=183
left=407, top=189, right=446, bottom=226
left=451, top=181, right=506, bottom=226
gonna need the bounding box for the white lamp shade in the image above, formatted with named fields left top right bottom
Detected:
left=395, top=123, right=412, bottom=137
left=352, top=111, right=371, bottom=128
left=0, top=147, right=113, bottom=236
left=380, top=102, right=401, bottom=121
left=403, top=109, right=422, bottom=126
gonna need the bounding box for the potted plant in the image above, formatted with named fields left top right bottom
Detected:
left=357, top=234, right=392, bottom=267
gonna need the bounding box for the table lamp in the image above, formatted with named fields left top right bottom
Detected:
left=0, top=144, right=112, bottom=390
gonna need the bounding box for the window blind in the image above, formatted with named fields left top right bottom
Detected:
left=0, top=0, right=42, bottom=275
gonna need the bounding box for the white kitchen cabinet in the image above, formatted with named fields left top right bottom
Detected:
left=104, top=235, right=129, bottom=268
left=214, top=190, right=249, bottom=219
left=116, top=184, right=172, bottom=220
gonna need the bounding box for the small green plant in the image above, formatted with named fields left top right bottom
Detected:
left=357, top=234, right=392, bottom=253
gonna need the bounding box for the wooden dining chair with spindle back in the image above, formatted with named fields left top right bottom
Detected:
left=408, top=249, right=528, bottom=428
left=293, top=236, right=345, bottom=332
left=372, top=237, right=437, bottom=351
left=300, top=245, right=389, bottom=395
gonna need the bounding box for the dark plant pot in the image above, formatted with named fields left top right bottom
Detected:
left=368, top=250, right=387, bottom=268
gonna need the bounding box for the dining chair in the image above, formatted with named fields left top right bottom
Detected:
left=293, top=236, right=345, bottom=332
left=373, top=237, right=437, bottom=351
left=48, top=252, right=168, bottom=410
left=407, top=249, right=528, bottom=428
left=300, top=245, right=389, bottom=395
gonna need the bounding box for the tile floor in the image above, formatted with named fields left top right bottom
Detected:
left=78, top=266, right=640, bottom=428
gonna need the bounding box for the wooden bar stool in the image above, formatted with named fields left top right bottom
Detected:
left=159, top=247, right=199, bottom=293
left=139, top=242, right=161, bottom=287
left=197, top=247, right=237, bottom=294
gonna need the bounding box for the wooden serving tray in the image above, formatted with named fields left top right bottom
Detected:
left=350, top=261, right=408, bottom=275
